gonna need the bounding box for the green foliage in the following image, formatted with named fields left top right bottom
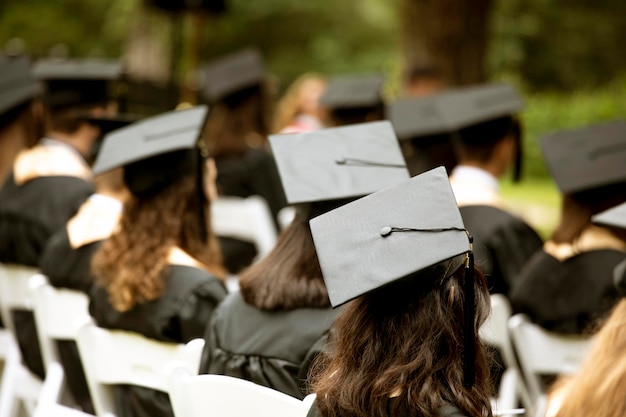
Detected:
left=520, top=76, right=626, bottom=180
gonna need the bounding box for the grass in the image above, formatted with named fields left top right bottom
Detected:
left=499, top=177, right=561, bottom=240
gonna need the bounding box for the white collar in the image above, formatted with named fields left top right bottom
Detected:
left=89, top=194, right=123, bottom=213
left=451, top=165, right=499, bottom=193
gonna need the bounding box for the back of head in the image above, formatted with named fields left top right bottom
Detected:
left=455, top=116, right=517, bottom=165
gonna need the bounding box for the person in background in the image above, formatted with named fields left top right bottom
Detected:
left=199, top=121, right=410, bottom=399
left=89, top=106, right=227, bottom=417
left=273, top=72, right=327, bottom=134
left=0, top=58, right=122, bottom=380
left=308, top=167, right=493, bottom=417
left=446, top=83, right=543, bottom=297
left=511, top=121, right=626, bottom=335
left=387, top=93, right=458, bottom=176
left=402, top=65, right=446, bottom=98
left=199, top=48, right=286, bottom=274
left=319, top=74, right=386, bottom=127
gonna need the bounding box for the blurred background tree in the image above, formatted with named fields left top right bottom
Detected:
left=0, top=0, right=624, bottom=181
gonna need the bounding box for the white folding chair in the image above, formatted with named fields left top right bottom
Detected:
left=0, top=264, right=43, bottom=417
left=75, top=320, right=204, bottom=417
left=166, top=361, right=315, bottom=417
left=508, top=314, right=594, bottom=416
left=479, top=295, right=532, bottom=416
left=29, top=275, right=91, bottom=416
left=211, top=195, right=278, bottom=261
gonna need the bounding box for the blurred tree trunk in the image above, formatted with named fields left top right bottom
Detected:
left=399, top=0, right=493, bottom=86
left=123, top=1, right=172, bottom=83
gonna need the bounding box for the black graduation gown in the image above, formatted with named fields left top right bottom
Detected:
left=510, top=249, right=625, bottom=334
left=0, top=168, right=93, bottom=379
left=89, top=265, right=227, bottom=417
left=215, top=148, right=286, bottom=273
left=459, top=205, right=543, bottom=296
left=199, top=291, right=338, bottom=399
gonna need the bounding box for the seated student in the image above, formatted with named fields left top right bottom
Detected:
left=445, top=83, right=543, bottom=297
left=89, top=106, right=228, bottom=417
left=0, top=58, right=121, bottom=380
left=511, top=121, right=626, bottom=334
left=0, top=56, right=42, bottom=329
left=199, top=121, right=410, bottom=399
left=307, top=167, right=493, bottom=417
left=199, top=48, right=287, bottom=274
left=273, top=72, right=327, bottom=134
left=387, top=94, right=458, bottom=176
left=319, top=74, right=386, bottom=127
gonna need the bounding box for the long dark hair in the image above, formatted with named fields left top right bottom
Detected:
left=310, top=264, right=493, bottom=417
left=238, top=205, right=329, bottom=311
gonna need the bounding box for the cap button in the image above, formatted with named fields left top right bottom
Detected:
left=380, top=226, right=392, bottom=237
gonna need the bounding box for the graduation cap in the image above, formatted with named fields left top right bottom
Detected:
left=268, top=120, right=410, bottom=205
left=614, top=259, right=626, bottom=298
left=79, top=113, right=143, bottom=164
left=32, top=58, right=123, bottom=110
left=592, top=202, right=626, bottom=230
left=200, top=48, right=265, bottom=103
left=319, top=74, right=385, bottom=110
left=309, top=166, right=477, bottom=385
left=0, top=55, right=41, bottom=116
left=539, top=120, right=626, bottom=195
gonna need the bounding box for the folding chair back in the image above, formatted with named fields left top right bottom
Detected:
left=75, top=321, right=204, bottom=416
left=508, top=314, right=594, bottom=415
left=166, top=362, right=314, bottom=417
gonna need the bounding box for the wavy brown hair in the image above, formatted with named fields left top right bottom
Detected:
left=550, top=299, right=626, bottom=417
left=92, top=174, right=225, bottom=312
left=309, top=264, right=493, bottom=417
left=238, top=205, right=329, bottom=311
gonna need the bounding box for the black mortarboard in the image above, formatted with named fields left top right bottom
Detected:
left=0, top=55, right=41, bottom=116
left=319, top=74, right=385, bottom=110
left=268, top=121, right=410, bottom=205
left=539, top=120, right=626, bottom=195
left=200, top=48, right=265, bottom=103
left=32, top=58, right=123, bottom=110
left=387, top=95, right=448, bottom=139
left=80, top=114, right=143, bottom=165
left=592, top=202, right=626, bottom=230
left=614, top=259, right=626, bottom=297
left=310, top=166, right=476, bottom=384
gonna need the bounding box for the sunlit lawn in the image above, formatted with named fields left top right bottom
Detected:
left=500, top=177, right=561, bottom=241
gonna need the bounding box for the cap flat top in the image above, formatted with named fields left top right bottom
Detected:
left=201, top=48, right=265, bottom=102
left=319, top=74, right=385, bottom=109
left=92, top=105, right=208, bottom=175
left=269, top=120, right=410, bottom=205
left=31, top=59, right=123, bottom=80
left=539, top=120, right=626, bottom=194
left=310, top=166, right=471, bottom=307
left=0, top=56, right=41, bottom=115
left=387, top=83, right=523, bottom=139
left=592, top=202, right=626, bottom=230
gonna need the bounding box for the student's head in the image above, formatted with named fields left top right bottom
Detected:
left=252, top=122, right=410, bottom=312
left=273, top=73, right=327, bottom=133
left=200, top=48, right=270, bottom=157
left=403, top=65, right=446, bottom=97
left=91, top=106, right=224, bottom=312
left=308, top=168, right=493, bottom=417
left=319, top=75, right=385, bottom=127
left=0, top=56, right=42, bottom=145
left=541, top=121, right=626, bottom=244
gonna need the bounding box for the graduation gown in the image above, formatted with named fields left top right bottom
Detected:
left=450, top=166, right=543, bottom=296
left=215, top=147, right=286, bottom=273
left=0, top=139, right=93, bottom=379
left=89, top=256, right=227, bottom=417
left=199, top=291, right=338, bottom=399
left=511, top=231, right=626, bottom=334
left=38, top=194, right=122, bottom=413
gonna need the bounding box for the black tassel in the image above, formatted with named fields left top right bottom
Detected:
left=463, top=234, right=475, bottom=387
